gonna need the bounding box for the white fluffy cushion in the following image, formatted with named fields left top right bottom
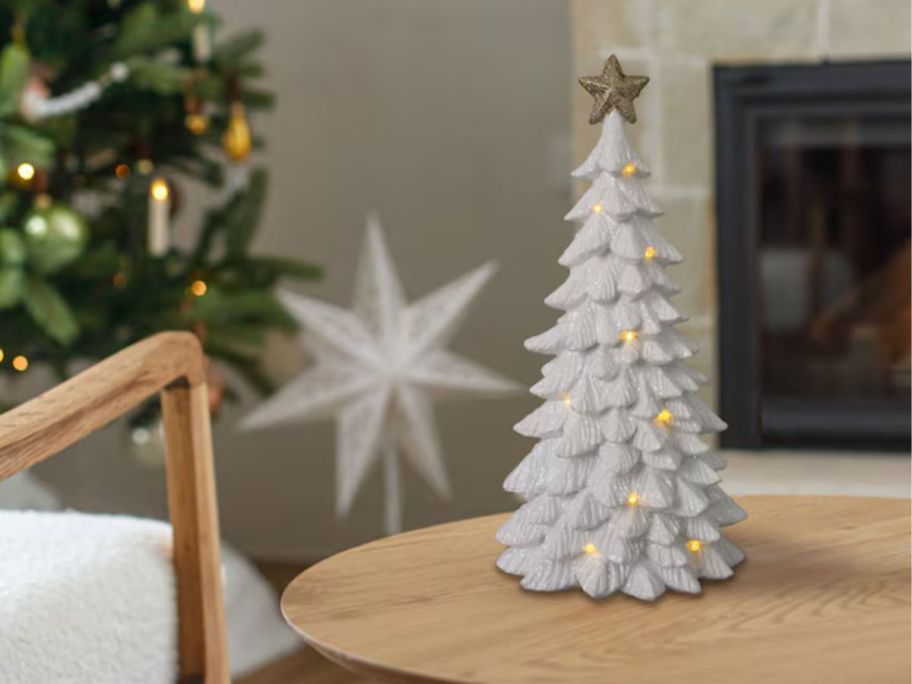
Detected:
left=0, top=510, right=299, bottom=683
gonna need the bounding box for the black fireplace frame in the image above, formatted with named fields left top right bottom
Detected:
left=713, top=60, right=911, bottom=449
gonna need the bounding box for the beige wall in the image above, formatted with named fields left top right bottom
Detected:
left=33, top=0, right=572, bottom=560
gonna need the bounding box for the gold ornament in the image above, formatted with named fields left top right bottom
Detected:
left=579, top=55, right=649, bottom=125
left=222, top=102, right=252, bottom=161
left=185, top=112, right=209, bottom=135
left=184, top=89, right=209, bottom=136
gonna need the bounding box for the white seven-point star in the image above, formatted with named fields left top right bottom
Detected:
left=242, top=215, right=520, bottom=533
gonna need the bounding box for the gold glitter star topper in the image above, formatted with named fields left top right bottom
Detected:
left=579, top=55, right=649, bottom=125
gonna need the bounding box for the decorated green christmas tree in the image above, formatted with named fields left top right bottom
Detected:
left=0, top=1, right=319, bottom=416
left=496, top=56, right=746, bottom=601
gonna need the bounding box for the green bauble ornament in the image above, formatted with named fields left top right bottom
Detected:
left=23, top=203, right=88, bottom=274
left=0, top=228, right=26, bottom=265
left=0, top=265, right=24, bottom=309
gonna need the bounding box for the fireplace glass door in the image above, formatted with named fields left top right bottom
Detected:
left=715, top=61, right=911, bottom=448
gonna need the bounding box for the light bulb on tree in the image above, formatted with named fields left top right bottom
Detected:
left=621, top=161, right=637, bottom=177
left=150, top=179, right=169, bottom=202
left=148, top=178, right=170, bottom=257
left=188, top=0, right=211, bottom=61
left=12, top=355, right=28, bottom=372
left=655, top=408, right=674, bottom=427
left=643, top=245, right=657, bottom=262
left=16, top=162, right=35, bottom=181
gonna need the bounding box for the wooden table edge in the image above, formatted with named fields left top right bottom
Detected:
left=280, top=566, right=463, bottom=684
left=280, top=494, right=912, bottom=683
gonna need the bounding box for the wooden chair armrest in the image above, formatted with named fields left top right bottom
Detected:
left=0, top=331, right=228, bottom=683
left=0, top=332, right=205, bottom=479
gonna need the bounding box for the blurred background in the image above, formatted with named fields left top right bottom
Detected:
left=0, top=1, right=908, bottom=680
left=0, top=0, right=910, bottom=681
left=2, top=0, right=910, bottom=563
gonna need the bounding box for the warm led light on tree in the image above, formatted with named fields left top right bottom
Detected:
left=687, top=539, right=703, bottom=553
left=643, top=245, right=657, bottom=261
left=655, top=408, right=674, bottom=427
left=190, top=279, right=208, bottom=297
left=114, top=163, right=130, bottom=179
left=148, top=178, right=171, bottom=256
left=627, top=492, right=640, bottom=506
left=189, top=0, right=211, bottom=61
left=562, top=391, right=572, bottom=407
left=16, top=162, right=36, bottom=181
left=584, top=543, right=598, bottom=555
left=12, top=355, right=28, bottom=372
left=0, top=348, right=4, bottom=363
left=150, top=179, right=169, bottom=201
left=619, top=329, right=638, bottom=343
left=621, top=162, right=637, bottom=177
left=591, top=203, right=604, bottom=214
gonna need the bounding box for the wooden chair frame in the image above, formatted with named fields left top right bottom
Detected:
left=0, top=332, right=229, bottom=683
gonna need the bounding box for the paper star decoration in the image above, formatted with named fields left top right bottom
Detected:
left=242, top=215, right=521, bottom=534
left=579, top=55, right=649, bottom=125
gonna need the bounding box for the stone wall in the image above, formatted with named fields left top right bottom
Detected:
left=570, top=0, right=911, bottom=410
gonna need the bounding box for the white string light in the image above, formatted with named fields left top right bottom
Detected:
left=21, top=63, right=129, bottom=121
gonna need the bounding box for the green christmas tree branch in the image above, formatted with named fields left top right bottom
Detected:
left=0, top=1, right=321, bottom=416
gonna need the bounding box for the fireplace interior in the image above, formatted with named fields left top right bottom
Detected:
left=715, top=61, right=911, bottom=449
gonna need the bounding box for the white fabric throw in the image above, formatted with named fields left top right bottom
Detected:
left=0, top=510, right=299, bottom=683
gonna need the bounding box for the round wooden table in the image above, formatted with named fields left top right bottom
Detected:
left=282, top=495, right=910, bottom=683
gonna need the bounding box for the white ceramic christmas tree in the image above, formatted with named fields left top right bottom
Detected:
left=496, top=56, right=746, bottom=601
